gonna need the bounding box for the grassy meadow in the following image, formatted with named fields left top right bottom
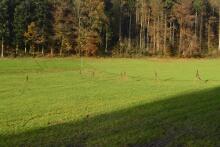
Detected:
left=0, top=57, right=220, bottom=146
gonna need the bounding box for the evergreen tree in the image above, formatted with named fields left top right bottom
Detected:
left=14, top=0, right=36, bottom=54
left=34, top=0, right=52, bottom=55
left=0, top=0, right=9, bottom=57
left=77, top=0, right=107, bottom=56
left=53, top=0, right=76, bottom=56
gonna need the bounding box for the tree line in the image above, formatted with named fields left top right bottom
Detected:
left=0, top=0, right=220, bottom=57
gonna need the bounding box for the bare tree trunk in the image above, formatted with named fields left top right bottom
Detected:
left=140, top=13, right=143, bottom=52
left=105, top=26, right=108, bottom=53
left=143, top=27, right=146, bottom=54
left=218, top=8, right=220, bottom=51
left=179, top=18, right=183, bottom=56
left=33, top=45, right=35, bottom=56
left=156, top=16, right=160, bottom=53
left=142, top=18, right=145, bottom=54
left=16, top=44, right=18, bottom=55
left=119, top=0, right=122, bottom=55
left=128, top=13, right=132, bottom=54
left=195, top=11, right=198, bottom=39
left=77, top=0, right=81, bottom=56
left=25, top=42, right=27, bottom=54
left=41, top=45, right=44, bottom=55
left=170, top=22, right=172, bottom=45
left=29, top=43, right=32, bottom=54
left=1, top=37, right=4, bottom=58
left=147, top=9, right=150, bottom=52
left=208, top=19, right=211, bottom=53
left=50, top=47, right=53, bottom=56
left=199, top=13, right=203, bottom=53
left=153, top=19, right=156, bottom=54
left=60, top=37, right=63, bottom=56
left=172, top=23, right=175, bottom=46
left=164, top=13, right=167, bottom=55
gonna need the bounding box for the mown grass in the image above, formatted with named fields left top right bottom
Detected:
left=0, top=57, right=220, bottom=146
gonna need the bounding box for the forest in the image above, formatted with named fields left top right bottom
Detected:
left=1, top=1, right=220, bottom=146
left=0, top=0, right=220, bottom=57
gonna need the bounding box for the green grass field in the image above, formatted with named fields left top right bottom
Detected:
left=0, top=58, right=220, bottom=146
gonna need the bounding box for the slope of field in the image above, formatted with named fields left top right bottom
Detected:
left=0, top=58, right=220, bottom=146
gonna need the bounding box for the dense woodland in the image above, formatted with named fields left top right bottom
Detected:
left=0, top=0, right=220, bottom=57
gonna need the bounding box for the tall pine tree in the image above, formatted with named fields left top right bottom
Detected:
left=0, top=0, right=9, bottom=57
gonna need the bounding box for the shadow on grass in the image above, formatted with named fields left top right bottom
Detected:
left=1, top=87, right=220, bottom=147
